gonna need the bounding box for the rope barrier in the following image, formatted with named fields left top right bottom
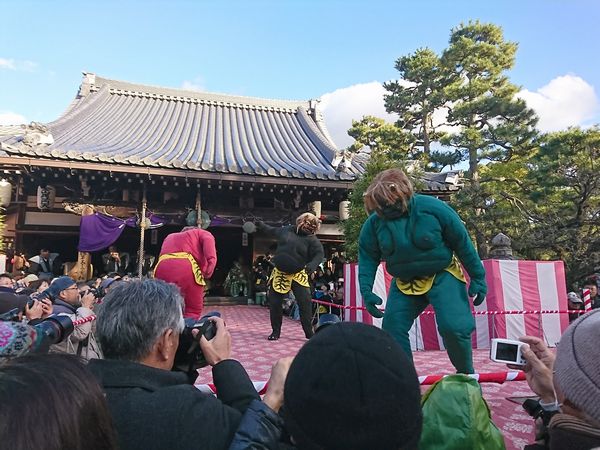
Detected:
left=71, top=315, right=96, bottom=326
left=195, top=370, right=527, bottom=395
left=311, top=298, right=586, bottom=316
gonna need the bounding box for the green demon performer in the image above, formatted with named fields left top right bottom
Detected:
left=358, top=169, right=487, bottom=373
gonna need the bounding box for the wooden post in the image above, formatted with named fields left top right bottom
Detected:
left=195, top=188, right=202, bottom=227
left=137, top=187, right=147, bottom=278
left=70, top=205, right=94, bottom=281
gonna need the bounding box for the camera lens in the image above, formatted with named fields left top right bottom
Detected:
left=33, top=315, right=74, bottom=351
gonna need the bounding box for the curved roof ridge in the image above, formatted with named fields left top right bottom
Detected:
left=295, top=107, right=338, bottom=161
left=91, top=75, right=311, bottom=111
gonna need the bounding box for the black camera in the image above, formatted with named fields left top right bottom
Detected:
left=173, top=312, right=220, bottom=383
left=88, top=287, right=104, bottom=300
left=33, top=315, right=75, bottom=353
left=0, top=312, right=74, bottom=355
left=523, top=399, right=543, bottom=419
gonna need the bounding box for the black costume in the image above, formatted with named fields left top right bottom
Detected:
left=257, top=220, right=324, bottom=340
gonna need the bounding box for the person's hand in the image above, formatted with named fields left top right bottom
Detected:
left=508, top=336, right=556, bottom=403
left=199, top=317, right=232, bottom=366
left=80, top=291, right=96, bottom=309
left=364, top=293, right=384, bottom=318
left=468, top=278, right=487, bottom=306
left=263, top=356, right=294, bottom=412
left=40, top=298, right=53, bottom=318
left=25, top=299, right=44, bottom=321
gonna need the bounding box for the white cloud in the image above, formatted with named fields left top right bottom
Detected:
left=0, top=58, right=16, bottom=70
left=319, top=81, right=397, bottom=149
left=181, top=76, right=206, bottom=92
left=0, top=111, right=27, bottom=125
left=0, top=58, right=37, bottom=71
left=321, top=75, right=600, bottom=150
left=518, top=75, right=599, bottom=132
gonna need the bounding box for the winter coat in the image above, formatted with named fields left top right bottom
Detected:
left=88, top=358, right=260, bottom=450
left=50, top=299, right=101, bottom=359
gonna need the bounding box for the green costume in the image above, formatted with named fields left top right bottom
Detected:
left=358, top=194, right=487, bottom=374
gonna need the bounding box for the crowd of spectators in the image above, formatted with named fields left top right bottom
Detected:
left=3, top=253, right=600, bottom=449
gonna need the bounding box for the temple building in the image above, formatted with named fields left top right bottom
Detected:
left=0, top=73, right=461, bottom=292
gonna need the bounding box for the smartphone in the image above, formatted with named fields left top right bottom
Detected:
left=490, top=338, right=526, bottom=365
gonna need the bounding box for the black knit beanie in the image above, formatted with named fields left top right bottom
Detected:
left=282, top=322, right=422, bottom=450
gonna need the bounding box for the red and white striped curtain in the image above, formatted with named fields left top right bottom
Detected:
left=344, top=259, right=569, bottom=350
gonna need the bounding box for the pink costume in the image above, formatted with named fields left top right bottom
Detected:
left=154, top=228, right=217, bottom=319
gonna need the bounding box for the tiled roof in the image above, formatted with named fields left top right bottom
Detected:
left=0, top=73, right=357, bottom=181
left=0, top=73, right=462, bottom=193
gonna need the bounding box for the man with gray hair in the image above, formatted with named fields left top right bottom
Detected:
left=88, top=279, right=262, bottom=450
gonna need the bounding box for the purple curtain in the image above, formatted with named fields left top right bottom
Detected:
left=78, top=213, right=128, bottom=252
left=78, top=212, right=167, bottom=252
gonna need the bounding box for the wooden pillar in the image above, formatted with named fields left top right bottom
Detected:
left=70, top=205, right=94, bottom=281
left=195, top=188, right=202, bottom=227
left=137, top=186, right=147, bottom=277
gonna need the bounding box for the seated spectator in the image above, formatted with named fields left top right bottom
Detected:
left=231, top=322, right=422, bottom=449
left=46, top=276, right=100, bottom=359
left=102, top=245, right=130, bottom=275
left=510, top=310, right=600, bottom=449
left=0, top=353, right=118, bottom=450
left=89, top=278, right=263, bottom=450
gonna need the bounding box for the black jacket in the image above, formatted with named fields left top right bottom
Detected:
left=228, top=400, right=284, bottom=449
left=88, top=358, right=260, bottom=450
left=257, top=223, right=324, bottom=274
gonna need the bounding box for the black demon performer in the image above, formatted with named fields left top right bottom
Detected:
left=256, top=213, right=324, bottom=341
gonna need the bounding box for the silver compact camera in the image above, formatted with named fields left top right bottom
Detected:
left=490, top=338, right=526, bottom=366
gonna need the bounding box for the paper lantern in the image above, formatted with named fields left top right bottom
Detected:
left=200, top=210, right=211, bottom=229
left=310, top=201, right=321, bottom=218
left=242, top=221, right=256, bottom=233
left=339, top=201, right=350, bottom=221
left=0, top=180, right=11, bottom=208
left=37, top=185, right=56, bottom=211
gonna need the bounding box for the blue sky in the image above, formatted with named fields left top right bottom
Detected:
left=1, top=0, right=599, bottom=148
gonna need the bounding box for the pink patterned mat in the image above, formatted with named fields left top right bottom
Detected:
left=196, top=305, right=534, bottom=450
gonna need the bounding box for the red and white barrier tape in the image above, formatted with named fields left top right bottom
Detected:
left=417, top=370, right=525, bottom=385
left=196, top=381, right=269, bottom=396
left=311, top=299, right=585, bottom=316
left=583, top=288, right=592, bottom=312
left=195, top=371, right=526, bottom=395
left=71, top=315, right=96, bottom=326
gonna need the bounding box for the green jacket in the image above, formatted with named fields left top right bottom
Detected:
left=358, top=194, right=485, bottom=298
left=420, top=375, right=506, bottom=450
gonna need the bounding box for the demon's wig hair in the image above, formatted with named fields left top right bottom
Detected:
left=363, top=169, right=414, bottom=216
left=296, top=213, right=321, bottom=235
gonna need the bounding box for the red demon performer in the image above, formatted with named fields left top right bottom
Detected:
left=154, top=226, right=217, bottom=319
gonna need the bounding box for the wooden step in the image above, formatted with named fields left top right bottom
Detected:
left=204, top=296, right=252, bottom=306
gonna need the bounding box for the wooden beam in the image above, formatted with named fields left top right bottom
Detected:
left=0, top=156, right=354, bottom=190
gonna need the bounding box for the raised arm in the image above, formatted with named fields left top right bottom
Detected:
left=358, top=217, right=385, bottom=318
